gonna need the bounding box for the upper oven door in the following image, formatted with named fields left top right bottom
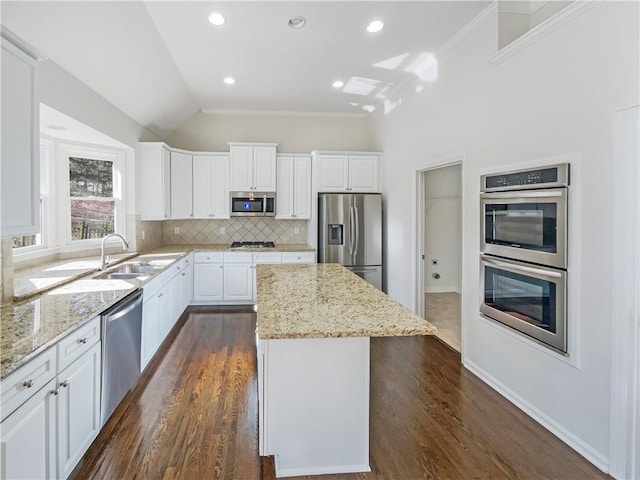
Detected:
left=480, top=188, right=567, bottom=269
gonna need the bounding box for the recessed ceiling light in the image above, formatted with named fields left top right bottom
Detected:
left=288, top=16, right=306, bottom=29
left=332, top=80, right=344, bottom=89
left=366, top=20, right=384, bottom=33
left=223, top=77, right=235, bottom=85
left=208, top=12, right=225, bottom=26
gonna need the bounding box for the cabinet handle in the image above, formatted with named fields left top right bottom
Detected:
left=77, top=337, right=88, bottom=344
left=22, top=379, right=34, bottom=388
left=177, top=266, right=181, bottom=270
left=181, top=272, right=186, bottom=276
left=50, top=388, right=59, bottom=396
left=158, top=293, right=163, bottom=298
left=219, top=266, right=223, bottom=269
left=60, top=380, right=69, bottom=388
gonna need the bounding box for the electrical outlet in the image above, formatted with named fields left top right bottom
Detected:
left=431, top=259, right=438, bottom=266
left=220, top=227, right=226, bottom=235
left=141, top=230, right=146, bottom=240
left=174, top=227, right=180, bottom=235
left=294, top=227, right=299, bottom=235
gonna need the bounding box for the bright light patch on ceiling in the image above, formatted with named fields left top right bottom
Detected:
left=348, top=102, right=359, bottom=107
left=332, top=80, right=345, bottom=89
left=375, top=86, right=390, bottom=99
left=405, top=53, right=438, bottom=83
left=343, top=77, right=380, bottom=96
left=373, top=53, right=409, bottom=70
left=208, top=12, right=225, bottom=26
left=384, top=97, right=402, bottom=115
left=366, top=20, right=384, bottom=33
left=362, top=105, right=376, bottom=113
left=223, top=77, right=236, bottom=85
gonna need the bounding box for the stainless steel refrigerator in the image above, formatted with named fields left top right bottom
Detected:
left=318, top=193, right=383, bottom=290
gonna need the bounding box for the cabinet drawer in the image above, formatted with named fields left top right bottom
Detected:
left=253, top=252, right=282, bottom=264
left=57, top=317, right=101, bottom=372
left=223, top=252, right=253, bottom=263
left=282, top=252, right=316, bottom=264
left=1, top=347, right=57, bottom=422
left=194, top=251, right=224, bottom=263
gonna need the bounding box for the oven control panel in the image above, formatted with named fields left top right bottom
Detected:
left=481, top=163, right=569, bottom=192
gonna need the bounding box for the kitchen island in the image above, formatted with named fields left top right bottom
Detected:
left=256, top=263, right=436, bottom=478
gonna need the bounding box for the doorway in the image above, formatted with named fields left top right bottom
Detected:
left=417, top=163, right=462, bottom=352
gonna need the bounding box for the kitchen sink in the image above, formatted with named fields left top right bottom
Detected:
left=95, top=263, right=156, bottom=280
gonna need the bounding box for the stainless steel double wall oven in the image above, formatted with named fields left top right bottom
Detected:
left=480, top=163, right=569, bottom=353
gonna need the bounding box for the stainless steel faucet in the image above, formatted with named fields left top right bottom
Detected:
left=100, top=233, right=129, bottom=270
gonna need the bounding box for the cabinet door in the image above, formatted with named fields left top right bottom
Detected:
left=170, top=151, right=193, bottom=219
left=177, top=265, right=192, bottom=316
left=317, top=155, right=348, bottom=192
left=349, top=155, right=379, bottom=192
left=192, top=155, right=213, bottom=219
left=142, top=292, right=160, bottom=369
left=1, top=39, right=39, bottom=237
left=57, top=343, right=101, bottom=479
left=212, top=155, right=230, bottom=218
left=0, top=379, right=56, bottom=480
left=162, top=147, right=172, bottom=218
left=136, top=144, right=171, bottom=220
left=223, top=264, right=254, bottom=302
left=230, top=146, right=253, bottom=191
left=293, top=157, right=312, bottom=219
left=253, top=146, right=277, bottom=192
left=158, top=283, right=173, bottom=340
left=276, top=156, right=294, bottom=219
left=194, top=263, right=224, bottom=302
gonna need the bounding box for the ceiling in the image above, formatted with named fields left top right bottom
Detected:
left=2, top=1, right=490, bottom=139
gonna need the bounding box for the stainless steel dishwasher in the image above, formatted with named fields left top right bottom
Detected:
left=100, top=289, right=143, bottom=426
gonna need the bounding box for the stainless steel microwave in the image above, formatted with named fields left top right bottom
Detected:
left=230, top=192, right=275, bottom=217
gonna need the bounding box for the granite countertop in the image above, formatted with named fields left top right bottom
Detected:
left=2, top=243, right=315, bottom=379
left=256, top=263, right=437, bottom=339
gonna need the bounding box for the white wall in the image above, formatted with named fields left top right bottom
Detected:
left=424, top=164, right=461, bottom=292
left=372, top=1, right=638, bottom=472
left=164, top=111, right=374, bottom=153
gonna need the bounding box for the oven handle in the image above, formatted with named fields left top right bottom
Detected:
left=482, top=256, right=563, bottom=278
left=480, top=189, right=565, bottom=201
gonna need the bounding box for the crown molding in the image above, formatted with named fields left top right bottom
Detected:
left=1, top=26, right=47, bottom=61
left=200, top=108, right=369, bottom=118
left=489, top=0, right=600, bottom=65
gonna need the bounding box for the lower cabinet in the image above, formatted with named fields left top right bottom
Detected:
left=56, top=343, right=101, bottom=479
left=193, top=263, right=224, bottom=302
left=0, top=378, right=57, bottom=480
left=223, top=263, right=254, bottom=302
left=0, top=342, right=101, bottom=480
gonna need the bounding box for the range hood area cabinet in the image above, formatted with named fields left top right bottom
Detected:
left=229, top=142, right=278, bottom=192
left=313, top=152, right=380, bottom=193
left=276, top=155, right=312, bottom=220
left=1, top=35, right=40, bottom=237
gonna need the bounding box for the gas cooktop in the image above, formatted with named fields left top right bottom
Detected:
left=230, top=241, right=275, bottom=249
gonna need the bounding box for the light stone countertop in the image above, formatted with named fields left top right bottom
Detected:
left=1, top=243, right=315, bottom=379
left=256, top=263, right=437, bottom=339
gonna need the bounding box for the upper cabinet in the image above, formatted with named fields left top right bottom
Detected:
left=136, top=143, right=171, bottom=220
left=276, top=156, right=312, bottom=219
left=229, top=142, right=278, bottom=192
left=193, top=154, right=230, bottom=219
left=1, top=36, right=40, bottom=237
left=314, top=153, right=379, bottom=193
left=170, top=151, right=193, bottom=219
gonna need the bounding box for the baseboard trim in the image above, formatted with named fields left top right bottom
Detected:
left=425, top=287, right=462, bottom=294
left=274, top=458, right=371, bottom=478
left=463, top=359, right=609, bottom=473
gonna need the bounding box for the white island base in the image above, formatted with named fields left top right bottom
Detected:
left=258, top=336, right=371, bottom=478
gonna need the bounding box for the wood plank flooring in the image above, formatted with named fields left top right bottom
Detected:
left=71, top=307, right=610, bottom=480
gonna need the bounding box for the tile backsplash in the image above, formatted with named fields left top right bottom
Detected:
left=162, top=218, right=309, bottom=245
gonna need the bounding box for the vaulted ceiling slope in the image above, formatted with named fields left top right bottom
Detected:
left=1, top=1, right=489, bottom=140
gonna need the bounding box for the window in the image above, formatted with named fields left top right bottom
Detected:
left=69, top=156, right=116, bottom=240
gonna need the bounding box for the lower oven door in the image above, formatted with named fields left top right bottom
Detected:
left=480, top=255, right=567, bottom=353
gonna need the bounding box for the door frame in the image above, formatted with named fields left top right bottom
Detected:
left=609, top=105, right=640, bottom=479
left=413, top=155, right=465, bottom=350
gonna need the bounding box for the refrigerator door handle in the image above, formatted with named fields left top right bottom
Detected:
left=349, top=206, right=355, bottom=256
left=353, top=206, right=360, bottom=256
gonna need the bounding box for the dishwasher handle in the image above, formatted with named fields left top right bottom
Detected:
left=104, top=290, right=143, bottom=322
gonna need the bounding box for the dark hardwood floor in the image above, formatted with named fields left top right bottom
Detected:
left=72, top=308, right=609, bottom=480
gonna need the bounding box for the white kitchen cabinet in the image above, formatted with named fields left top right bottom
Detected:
left=282, top=251, right=316, bottom=264
left=222, top=252, right=254, bottom=302
left=314, top=153, right=379, bottom=192
left=158, top=281, right=174, bottom=341
left=141, top=286, right=161, bottom=370
left=193, top=263, right=224, bottom=302
left=229, top=142, right=278, bottom=192
left=56, top=342, right=101, bottom=479
left=1, top=37, right=40, bottom=237
left=193, top=154, right=230, bottom=219
left=0, top=378, right=57, bottom=480
left=176, top=263, right=193, bottom=317
left=276, top=156, right=312, bottom=219
left=136, top=143, right=171, bottom=220
left=170, top=151, right=193, bottom=219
